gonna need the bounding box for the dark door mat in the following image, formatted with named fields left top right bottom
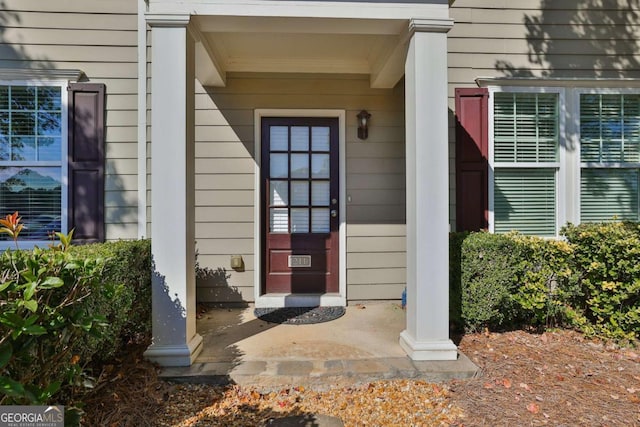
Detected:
left=254, top=306, right=346, bottom=324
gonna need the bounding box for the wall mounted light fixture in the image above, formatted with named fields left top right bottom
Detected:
left=357, top=109, right=371, bottom=140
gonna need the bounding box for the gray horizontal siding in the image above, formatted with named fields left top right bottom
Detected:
left=447, top=0, right=640, bottom=230
left=194, top=74, right=405, bottom=302
left=346, top=224, right=406, bottom=300
left=0, top=1, right=139, bottom=240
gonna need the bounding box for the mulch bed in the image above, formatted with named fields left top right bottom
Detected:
left=451, top=330, right=640, bottom=426
left=81, top=330, right=640, bottom=426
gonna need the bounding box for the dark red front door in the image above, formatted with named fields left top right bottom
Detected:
left=261, top=117, right=339, bottom=294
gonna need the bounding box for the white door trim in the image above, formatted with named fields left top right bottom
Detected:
left=254, top=109, right=346, bottom=308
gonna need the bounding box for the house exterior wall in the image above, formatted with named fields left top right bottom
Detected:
left=0, top=0, right=140, bottom=240
left=193, top=73, right=406, bottom=303
left=447, top=0, right=640, bottom=230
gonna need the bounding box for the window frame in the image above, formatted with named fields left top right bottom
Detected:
left=487, top=86, right=566, bottom=237
left=575, top=88, right=640, bottom=223
left=484, top=84, right=640, bottom=237
left=0, top=79, right=69, bottom=249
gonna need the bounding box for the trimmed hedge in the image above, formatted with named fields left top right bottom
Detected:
left=0, top=239, right=151, bottom=412
left=563, top=222, right=640, bottom=341
left=452, top=223, right=640, bottom=342
left=70, top=239, right=152, bottom=351
left=459, top=232, right=522, bottom=331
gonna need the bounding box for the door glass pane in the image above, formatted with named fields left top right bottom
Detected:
left=311, top=154, right=330, bottom=178
left=270, top=181, right=288, bottom=206
left=291, top=126, right=309, bottom=151
left=291, top=208, right=309, bottom=233
left=270, top=153, right=288, bottom=178
left=270, top=208, right=288, bottom=233
left=311, top=181, right=330, bottom=206
left=291, top=181, right=309, bottom=206
left=291, top=153, right=309, bottom=178
left=312, top=127, right=330, bottom=151
left=312, top=208, right=330, bottom=233
left=270, top=126, right=288, bottom=151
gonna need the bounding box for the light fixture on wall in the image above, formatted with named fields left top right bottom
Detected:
left=357, top=109, right=371, bottom=140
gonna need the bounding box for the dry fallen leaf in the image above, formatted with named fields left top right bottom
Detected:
left=527, top=402, right=540, bottom=414
left=81, top=328, right=640, bottom=427
left=503, top=378, right=512, bottom=389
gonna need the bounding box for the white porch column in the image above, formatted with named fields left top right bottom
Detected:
left=400, top=19, right=457, bottom=361
left=144, top=15, right=202, bottom=366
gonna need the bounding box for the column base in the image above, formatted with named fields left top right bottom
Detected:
left=399, top=330, right=458, bottom=361
left=144, top=333, right=203, bottom=367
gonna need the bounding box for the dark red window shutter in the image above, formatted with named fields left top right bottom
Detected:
left=455, top=87, right=489, bottom=232
left=68, top=83, right=105, bottom=243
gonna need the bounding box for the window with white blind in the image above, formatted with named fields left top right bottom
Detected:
left=580, top=93, right=640, bottom=222
left=483, top=86, right=640, bottom=237
left=492, top=92, right=559, bottom=236
left=0, top=83, right=65, bottom=241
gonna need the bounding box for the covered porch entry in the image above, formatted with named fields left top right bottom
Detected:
left=142, top=1, right=457, bottom=367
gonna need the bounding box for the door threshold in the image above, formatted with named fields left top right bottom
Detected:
left=255, top=293, right=345, bottom=308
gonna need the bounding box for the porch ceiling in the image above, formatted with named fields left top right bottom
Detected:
left=192, top=16, right=410, bottom=88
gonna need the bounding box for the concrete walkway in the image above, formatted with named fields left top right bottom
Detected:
left=160, top=302, right=479, bottom=390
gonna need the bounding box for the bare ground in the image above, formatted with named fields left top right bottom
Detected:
left=81, top=330, right=640, bottom=426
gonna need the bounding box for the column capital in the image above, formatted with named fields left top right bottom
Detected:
left=146, top=13, right=191, bottom=27
left=408, top=18, right=454, bottom=34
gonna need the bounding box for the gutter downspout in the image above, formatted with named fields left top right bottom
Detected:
left=137, top=0, right=148, bottom=239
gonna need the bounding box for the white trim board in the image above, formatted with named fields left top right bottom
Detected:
left=253, top=109, right=347, bottom=308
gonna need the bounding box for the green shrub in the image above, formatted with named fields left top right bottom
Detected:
left=453, top=222, right=640, bottom=341
left=70, top=239, right=151, bottom=349
left=0, top=234, right=151, bottom=415
left=449, top=232, right=468, bottom=331
left=562, top=222, right=640, bottom=341
left=509, top=234, right=578, bottom=328
left=0, top=244, right=111, bottom=407
left=460, top=232, right=523, bottom=331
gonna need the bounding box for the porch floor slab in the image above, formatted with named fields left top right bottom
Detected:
left=159, top=302, right=479, bottom=390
